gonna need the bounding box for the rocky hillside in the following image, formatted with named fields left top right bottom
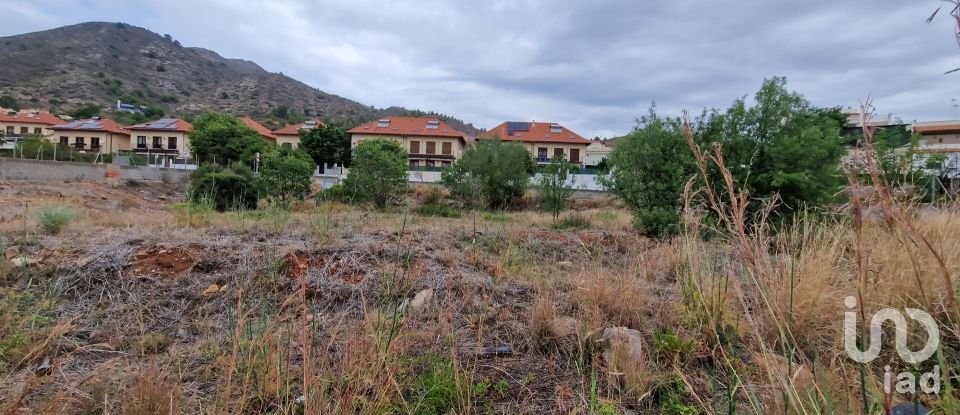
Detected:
left=0, top=22, right=479, bottom=134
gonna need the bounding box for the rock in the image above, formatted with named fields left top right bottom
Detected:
left=4, top=246, right=19, bottom=260
left=558, top=261, right=574, bottom=268
left=10, top=256, right=39, bottom=268
left=201, top=284, right=220, bottom=296
left=601, top=327, right=644, bottom=363
left=892, top=403, right=930, bottom=415
left=35, top=357, right=52, bottom=376
left=177, top=328, right=190, bottom=338
left=407, top=288, right=435, bottom=312
left=552, top=316, right=580, bottom=338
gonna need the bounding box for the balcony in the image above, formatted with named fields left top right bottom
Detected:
left=408, top=152, right=455, bottom=160
left=536, top=156, right=583, bottom=165
left=73, top=143, right=86, bottom=150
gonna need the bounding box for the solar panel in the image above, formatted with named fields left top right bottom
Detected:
left=506, top=122, right=529, bottom=136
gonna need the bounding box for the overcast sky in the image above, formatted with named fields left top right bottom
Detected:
left=1, top=0, right=958, bottom=137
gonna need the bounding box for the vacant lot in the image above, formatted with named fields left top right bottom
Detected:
left=0, top=180, right=957, bottom=414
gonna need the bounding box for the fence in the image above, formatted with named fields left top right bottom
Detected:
left=0, top=157, right=190, bottom=183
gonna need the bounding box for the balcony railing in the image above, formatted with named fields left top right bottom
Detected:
left=536, top=156, right=582, bottom=164
left=73, top=143, right=86, bottom=150
left=408, top=153, right=455, bottom=160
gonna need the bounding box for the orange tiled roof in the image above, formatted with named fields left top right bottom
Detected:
left=914, top=122, right=960, bottom=134
left=273, top=119, right=326, bottom=136
left=240, top=117, right=276, bottom=140
left=52, top=118, right=130, bottom=136
left=0, top=110, right=65, bottom=126
left=478, top=121, right=590, bottom=144
left=347, top=117, right=466, bottom=139
left=127, top=118, right=193, bottom=133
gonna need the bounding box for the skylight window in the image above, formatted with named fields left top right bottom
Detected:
left=426, top=120, right=440, bottom=129
left=377, top=119, right=390, bottom=128
left=550, top=124, right=563, bottom=134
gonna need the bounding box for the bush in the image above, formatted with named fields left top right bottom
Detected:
left=535, top=156, right=575, bottom=220
left=342, top=139, right=408, bottom=209
left=416, top=204, right=462, bottom=218
left=256, top=147, right=315, bottom=207
left=34, top=206, right=77, bottom=234
left=189, top=112, right=269, bottom=167
left=188, top=163, right=258, bottom=211
left=550, top=214, right=591, bottom=230
left=441, top=138, right=533, bottom=209
left=315, top=183, right=350, bottom=204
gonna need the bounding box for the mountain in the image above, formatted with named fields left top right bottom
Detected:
left=0, top=22, right=480, bottom=134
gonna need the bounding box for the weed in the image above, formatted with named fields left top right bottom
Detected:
left=550, top=214, right=591, bottom=230
left=481, top=211, right=510, bottom=223
left=34, top=205, right=77, bottom=234
left=124, top=363, right=182, bottom=415
left=416, top=203, right=463, bottom=218
left=172, top=199, right=214, bottom=227
left=137, top=332, right=173, bottom=354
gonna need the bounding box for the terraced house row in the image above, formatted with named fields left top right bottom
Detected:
left=0, top=108, right=605, bottom=168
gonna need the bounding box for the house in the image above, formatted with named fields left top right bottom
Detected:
left=127, top=118, right=193, bottom=162
left=272, top=119, right=325, bottom=149
left=478, top=121, right=591, bottom=166
left=240, top=117, right=277, bottom=142
left=585, top=141, right=613, bottom=167
left=913, top=120, right=960, bottom=190
left=0, top=109, right=65, bottom=138
left=347, top=117, right=468, bottom=168
left=50, top=118, right=130, bottom=154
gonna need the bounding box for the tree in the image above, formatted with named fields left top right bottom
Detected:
left=188, top=163, right=258, bottom=211
left=600, top=107, right=695, bottom=237
left=0, top=95, right=19, bottom=111
left=189, top=112, right=269, bottom=167
left=257, top=147, right=315, bottom=207
left=696, top=77, right=846, bottom=218
left=441, top=138, right=532, bottom=209
left=535, top=156, right=576, bottom=220
left=343, top=139, right=408, bottom=209
left=299, top=124, right=352, bottom=170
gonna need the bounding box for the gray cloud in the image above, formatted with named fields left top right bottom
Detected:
left=2, top=0, right=958, bottom=137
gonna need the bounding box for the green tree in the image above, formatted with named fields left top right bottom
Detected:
left=600, top=107, right=695, bottom=237
left=257, top=148, right=315, bottom=207
left=441, top=138, right=532, bottom=209
left=189, top=112, right=269, bottom=167
left=535, top=156, right=576, bottom=220
left=343, top=139, right=408, bottom=209
left=299, top=124, right=352, bottom=170
left=0, top=95, right=19, bottom=111
left=697, top=77, right=846, bottom=218
left=188, top=163, right=258, bottom=211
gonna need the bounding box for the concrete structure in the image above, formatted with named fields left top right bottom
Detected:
left=51, top=118, right=130, bottom=154
left=127, top=118, right=193, bottom=162
left=914, top=121, right=960, bottom=149
left=272, top=119, right=325, bottom=149
left=585, top=141, right=612, bottom=167
left=0, top=110, right=65, bottom=138
left=478, top=121, right=591, bottom=166
left=0, top=157, right=190, bottom=183
left=240, top=117, right=277, bottom=142
left=348, top=117, right=468, bottom=168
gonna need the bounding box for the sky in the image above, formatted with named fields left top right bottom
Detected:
left=1, top=0, right=958, bottom=138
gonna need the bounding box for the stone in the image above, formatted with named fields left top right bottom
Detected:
left=201, top=284, right=220, bottom=296
left=35, top=357, right=52, bottom=376
left=10, top=256, right=39, bottom=268
left=4, top=246, right=20, bottom=261
left=558, top=261, right=574, bottom=268
left=553, top=316, right=580, bottom=338
left=407, top=288, right=435, bottom=312
left=601, top=327, right=644, bottom=363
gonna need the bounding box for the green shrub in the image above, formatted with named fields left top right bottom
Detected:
left=34, top=206, right=77, bottom=234
left=550, top=214, right=591, bottom=231
left=442, top=138, right=533, bottom=209
left=416, top=204, right=462, bottom=218
left=535, top=156, right=575, bottom=220
left=632, top=207, right=683, bottom=239
left=256, top=147, right=315, bottom=207
left=315, top=183, right=350, bottom=204
left=188, top=163, right=258, bottom=211
left=342, top=139, right=408, bottom=209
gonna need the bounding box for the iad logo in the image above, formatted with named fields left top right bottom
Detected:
left=843, top=296, right=941, bottom=394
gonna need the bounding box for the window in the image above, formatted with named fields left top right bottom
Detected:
left=152, top=136, right=163, bottom=149
left=554, top=148, right=564, bottom=159
left=550, top=124, right=562, bottom=134
left=426, top=160, right=436, bottom=167
left=537, top=147, right=547, bottom=160
left=20, top=127, right=28, bottom=134
left=59, top=136, right=68, bottom=145
left=426, top=142, right=436, bottom=154
left=137, top=136, right=147, bottom=148
left=377, top=119, right=390, bottom=128
left=441, top=161, right=451, bottom=167
left=281, top=142, right=292, bottom=149
left=4, top=126, right=12, bottom=135
left=426, top=120, right=440, bottom=129
left=34, top=128, right=42, bottom=135
left=409, top=160, right=420, bottom=168
left=91, top=137, right=100, bottom=149
left=441, top=142, right=452, bottom=155
left=75, top=137, right=85, bottom=149
left=410, top=141, right=420, bottom=154
left=168, top=137, right=177, bottom=149
left=570, top=149, right=580, bottom=163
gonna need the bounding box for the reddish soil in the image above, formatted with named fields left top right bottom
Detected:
left=131, top=244, right=198, bottom=278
